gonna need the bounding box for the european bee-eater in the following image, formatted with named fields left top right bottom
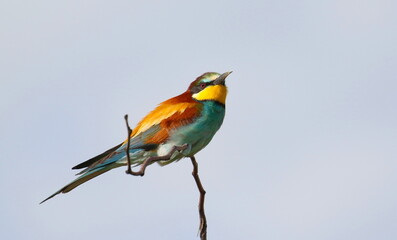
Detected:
left=41, top=71, right=231, bottom=203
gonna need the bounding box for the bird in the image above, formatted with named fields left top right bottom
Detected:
left=40, top=71, right=231, bottom=204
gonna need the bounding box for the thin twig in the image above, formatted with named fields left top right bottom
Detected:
left=191, top=156, right=207, bottom=240
left=124, top=114, right=133, bottom=173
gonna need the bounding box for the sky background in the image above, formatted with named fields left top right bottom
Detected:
left=1, top=0, right=396, bottom=239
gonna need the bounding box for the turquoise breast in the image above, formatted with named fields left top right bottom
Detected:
left=175, top=101, right=225, bottom=156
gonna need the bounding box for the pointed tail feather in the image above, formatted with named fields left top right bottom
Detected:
left=40, top=143, right=158, bottom=204
left=40, top=163, right=120, bottom=204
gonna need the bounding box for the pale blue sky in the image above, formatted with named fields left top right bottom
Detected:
left=1, top=1, right=396, bottom=239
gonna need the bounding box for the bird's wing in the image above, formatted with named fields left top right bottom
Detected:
left=72, top=98, right=202, bottom=174
left=129, top=101, right=202, bottom=144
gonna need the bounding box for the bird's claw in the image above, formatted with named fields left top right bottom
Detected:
left=179, top=143, right=189, bottom=152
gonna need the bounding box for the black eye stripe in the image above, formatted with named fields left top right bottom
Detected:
left=191, top=81, right=215, bottom=93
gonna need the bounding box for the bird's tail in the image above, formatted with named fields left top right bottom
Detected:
left=40, top=143, right=158, bottom=204
left=40, top=163, right=121, bottom=204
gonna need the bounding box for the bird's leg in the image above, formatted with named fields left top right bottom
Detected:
left=125, top=144, right=189, bottom=176
left=190, top=156, right=207, bottom=240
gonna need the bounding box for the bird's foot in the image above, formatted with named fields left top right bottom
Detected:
left=177, top=143, right=189, bottom=152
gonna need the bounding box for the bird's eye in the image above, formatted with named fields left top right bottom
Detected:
left=200, top=83, right=206, bottom=89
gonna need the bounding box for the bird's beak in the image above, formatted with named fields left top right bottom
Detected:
left=214, top=71, right=232, bottom=85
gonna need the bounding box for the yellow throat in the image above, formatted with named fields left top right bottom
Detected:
left=192, top=85, right=228, bottom=105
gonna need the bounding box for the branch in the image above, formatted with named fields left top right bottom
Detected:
left=191, top=156, right=207, bottom=240
left=124, top=114, right=133, bottom=173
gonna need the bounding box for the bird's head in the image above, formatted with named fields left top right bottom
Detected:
left=189, top=72, right=232, bottom=105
